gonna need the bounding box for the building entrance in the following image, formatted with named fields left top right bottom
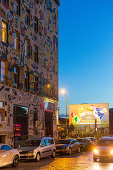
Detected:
left=45, top=111, right=53, bottom=137
left=13, top=105, right=28, bottom=147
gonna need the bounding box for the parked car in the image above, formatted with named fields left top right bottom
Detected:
left=17, top=137, right=56, bottom=161
left=93, top=136, right=113, bottom=162
left=0, top=144, right=20, bottom=168
left=56, top=139, right=80, bottom=155
left=86, top=137, right=97, bottom=145
left=77, top=138, right=92, bottom=150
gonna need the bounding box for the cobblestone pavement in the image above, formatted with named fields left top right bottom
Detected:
left=2, top=152, right=113, bottom=170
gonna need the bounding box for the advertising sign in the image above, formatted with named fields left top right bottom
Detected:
left=69, top=103, right=109, bottom=126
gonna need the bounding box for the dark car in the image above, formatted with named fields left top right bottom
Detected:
left=56, top=139, right=80, bottom=155
left=87, top=137, right=97, bottom=145
left=93, top=137, right=113, bottom=162
left=77, top=138, right=92, bottom=150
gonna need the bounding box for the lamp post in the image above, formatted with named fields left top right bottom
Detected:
left=60, top=89, right=68, bottom=136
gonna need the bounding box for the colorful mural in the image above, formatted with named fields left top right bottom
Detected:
left=69, top=103, right=109, bottom=126
left=0, top=0, right=59, bottom=145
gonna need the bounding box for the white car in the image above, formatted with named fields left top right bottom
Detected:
left=0, top=144, right=20, bottom=168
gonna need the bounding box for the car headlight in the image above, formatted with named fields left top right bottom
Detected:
left=93, top=149, right=99, bottom=154
left=110, top=150, right=113, bottom=154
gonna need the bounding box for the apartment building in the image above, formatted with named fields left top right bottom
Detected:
left=0, top=0, right=59, bottom=146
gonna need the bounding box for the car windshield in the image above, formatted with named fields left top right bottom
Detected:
left=20, top=139, right=41, bottom=147
left=97, top=140, right=113, bottom=146
left=77, top=139, right=86, bottom=142
left=57, top=140, right=70, bottom=144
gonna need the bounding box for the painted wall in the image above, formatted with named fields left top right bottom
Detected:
left=0, top=0, right=58, bottom=145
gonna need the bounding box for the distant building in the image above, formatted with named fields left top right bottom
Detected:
left=109, top=108, right=113, bottom=135
left=0, top=0, right=59, bottom=146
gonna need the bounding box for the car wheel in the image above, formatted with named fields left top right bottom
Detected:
left=36, top=153, right=40, bottom=162
left=12, top=155, right=19, bottom=167
left=69, top=148, right=72, bottom=155
left=77, top=147, right=80, bottom=153
left=51, top=150, right=55, bottom=158
left=93, top=157, right=97, bottom=162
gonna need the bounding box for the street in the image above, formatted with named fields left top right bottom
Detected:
left=2, top=151, right=113, bottom=170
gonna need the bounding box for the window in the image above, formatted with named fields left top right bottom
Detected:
left=1, top=61, right=6, bottom=82
left=25, top=71, right=29, bottom=90
left=15, top=0, right=20, bottom=16
left=41, top=140, right=46, bottom=146
left=1, top=145, right=12, bottom=151
left=45, top=139, right=53, bottom=146
left=25, top=7, right=30, bottom=25
left=2, top=0, right=9, bottom=6
left=34, top=76, right=38, bottom=92
left=0, top=102, right=5, bottom=122
left=34, top=45, right=38, bottom=63
left=2, top=21, right=8, bottom=44
left=14, top=30, right=20, bottom=51
left=25, top=39, right=30, bottom=57
left=14, top=67, right=19, bottom=88
left=34, top=17, right=38, bottom=33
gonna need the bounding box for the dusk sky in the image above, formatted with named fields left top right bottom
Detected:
left=59, top=0, right=113, bottom=116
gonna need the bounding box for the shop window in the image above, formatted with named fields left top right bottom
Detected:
left=14, top=67, right=19, bottom=88
left=2, top=0, right=9, bottom=6
left=0, top=102, right=5, bottom=122
left=2, top=21, right=8, bottom=44
left=25, top=7, right=30, bottom=25
left=14, top=30, right=20, bottom=51
left=34, top=76, right=38, bottom=92
left=34, top=16, right=38, bottom=33
left=1, top=61, right=6, bottom=82
left=15, top=0, right=20, bottom=16
left=34, top=45, right=38, bottom=63
left=25, top=71, right=29, bottom=90
left=25, top=39, right=30, bottom=57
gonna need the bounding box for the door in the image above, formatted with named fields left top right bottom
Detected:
left=45, top=111, right=53, bottom=137
left=40, top=139, right=47, bottom=157
left=45, top=139, right=53, bottom=156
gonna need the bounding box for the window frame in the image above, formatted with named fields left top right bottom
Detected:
left=34, top=76, right=38, bottom=92
left=15, top=0, right=20, bottom=16
left=25, top=71, right=29, bottom=90
left=26, top=7, right=30, bottom=25
left=34, top=16, right=38, bottom=33
left=2, top=21, right=8, bottom=44
left=25, top=39, right=30, bottom=58
left=34, top=45, right=38, bottom=63
left=0, top=60, right=6, bottom=83
left=14, top=30, right=20, bottom=51
left=14, top=66, right=19, bottom=88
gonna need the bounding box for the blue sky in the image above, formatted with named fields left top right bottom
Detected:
left=59, top=0, right=113, bottom=116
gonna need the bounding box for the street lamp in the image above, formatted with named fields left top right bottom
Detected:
left=60, top=88, right=68, bottom=136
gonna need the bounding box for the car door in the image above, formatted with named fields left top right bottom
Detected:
left=45, top=139, right=53, bottom=156
left=40, top=139, right=46, bottom=157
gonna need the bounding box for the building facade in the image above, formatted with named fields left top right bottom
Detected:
left=0, top=0, right=59, bottom=146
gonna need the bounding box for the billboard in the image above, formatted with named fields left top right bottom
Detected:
left=69, top=103, right=109, bottom=126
